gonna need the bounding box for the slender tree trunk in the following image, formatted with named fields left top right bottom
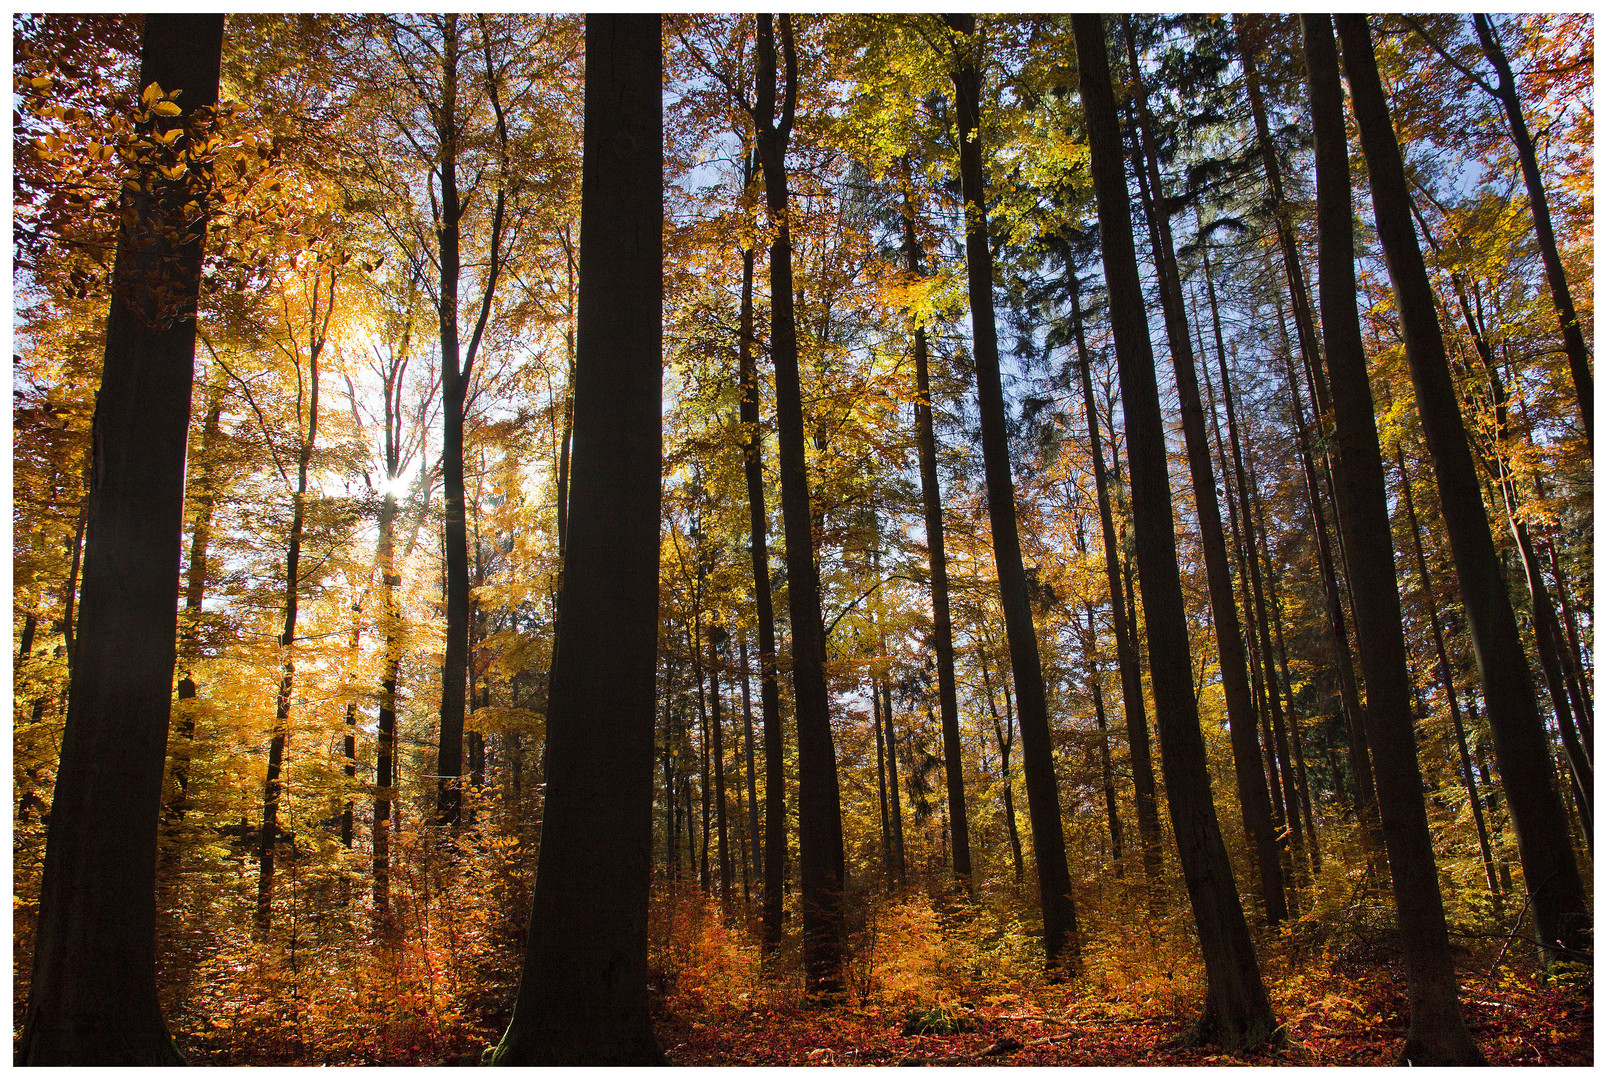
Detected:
left=373, top=493, right=399, bottom=920
left=873, top=671, right=893, bottom=876
left=751, top=13, right=846, bottom=998
left=1073, top=13, right=1275, bottom=1049
left=168, top=376, right=225, bottom=816
left=1199, top=237, right=1306, bottom=859
left=946, top=13, right=1078, bottom=971
left=1275, top=309, right=1378, bottom=825
left=1396, top=449, right=1502, bottom=911
left=982, top=649, right=1026, bottom=883
left=692, top=622, right=712, bottom=893
left=1068, top=272, right=1164, bottom=884
left=17, top=15, right=223, bottom=1064
left=1304, top=19, right=1485, bottom=1062
left=1337, top=12, right=1589, bottom=966
left=491, top=17, right=663, bottom=1061
left=1470, top=14, right=1592, bottom=449
left=710, top=633, right=733, bottom=912
left=1123, top=46, right=1286, bottom=926
left=738, top=634, right=762, bottom=895
left=904, top=186, right=972, bottom=888
left=257, top=268, right=330, bottom=934
left=736, top=226, right=787, bottom=956
left=1085, top=605, right=1123, bottom=870
left=882, top=677, right=907, bottom=886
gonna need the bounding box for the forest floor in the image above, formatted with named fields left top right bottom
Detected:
left=651, top=971, right=1593, bottom=1067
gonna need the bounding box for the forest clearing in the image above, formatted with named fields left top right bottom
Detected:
left=13, top=13, right=1593, bottom=1066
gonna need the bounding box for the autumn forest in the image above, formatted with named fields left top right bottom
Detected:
left=12, top=12, right=1594, bottom=1066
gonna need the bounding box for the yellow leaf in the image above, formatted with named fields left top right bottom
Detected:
left=151, top=100, right=182, bottom=117
left=141, top=82, right=162, bottom=106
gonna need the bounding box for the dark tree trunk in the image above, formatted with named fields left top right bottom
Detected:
left=981, top=648, right=1026, bottom=883
left=904, top=187, right=972, bottom=888
left=738, top=634, right=762, bottom=897
left=435, top=14, right=470, bottom=827
left=1396, top=449, right=1502, bottom=911
left=434, top=13, right=508, bottom=826
left=873, top=672, right=894, bottom=875
left=168, top=376, right=225, bottom=816
left=373, top=493, right=400, bottom=920
left=17, top=14, right=223, bottom=1064
left=710, top=633, right=733, bottom=912
left=1199, top=239, right=1306, bottom=860
left=1275, top=316, right=1378, bottom=826
left=1122, top=46, right=1286, bottom=927
left=736, top=222, right=787, bottom=956
left=256, top=265, right=332, bottom=934
left=490, top=16, right=663, bottom=1063
left=1072, top=13, right=1275, bottom=1050
left=1304, top=18, right=1485, bottom=1063
left=1068, top=273, right=1164, bottom=884
left=882, top=677, right=907, bottom=885
left=1470, top=14, right=1593, bottom=449
left=751, top=13, right=847, bottom=999
left=946, top=13, right=1078, bottom=972
left=1085, top=605, right=1123, bottom=870
left=1337, top=12, right=1589, bottom=966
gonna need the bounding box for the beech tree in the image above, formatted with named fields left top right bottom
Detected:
left=491, top=14, right=664, bottom=1064
left=1337, top=13, right=1589, bottom=967
left=17, top=13, right=225, bottom=1064
left=1072, top=12, right=1275, bottom=1049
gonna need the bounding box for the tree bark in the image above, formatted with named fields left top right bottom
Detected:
left=1337, top=12, right=1589, bottom=966
left=491, top=15, right=663, bottom=1063
left=1073, top=13, right=1275, bottom=1050
left=1304, top=18, right=1486, bottom=1062
left=751, top=13, right=847, bottom=999
left=17, top=14, right=223, bottom=1064
left=738, top=633, right=762, bottom=899
left=735, top=214, right=787, bottom=956
left=1068, top=271, right=1164, bottom=885
left=980, top=647, right=1026, bottom=883
left=904, top=185, right=972, bottom=888
left=946, top=13, right=1078, bottom=972
left=1396, top=448, right=1503, bottom=911
left=256, top=264, right=332, bottom=933
left=1122, top=44, right=1286, bottom=927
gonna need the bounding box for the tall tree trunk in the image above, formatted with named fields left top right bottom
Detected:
left=435, top=13, right=471, bottom=827
left=1470, top=14, right=1592, bottom=449
left=736, top=213, right=787, bottom=956
left=946, top=13, right=1078, bottom=972
left=373, top=493, right=400, bottom=920
left=1337, top=13, right=1589, bottom=966
left=1275, top=310, right=1378, bottom=826
left=1073, top=13, right=1275, bottom=1049
left=692, top=622, right=711, bottom=893
left=1122, top=40, right=1286, bottom=926
left=751, top=13, right=847, bottom=998
left=1199, top=236, right=1307, bottom=860
left=904, top=185, right=972, bottom=888
left=710, top=632, right=733, bottom=912
left=434, top=13, right=508, bottom=826
left=1396, top=449, right=1502, bottom=911
left=257, top=265, right=331, bottom=933
left=491, top=16, right=663, bottom=1062
left=981, top=647, right=1026, bottom=883
left=882, top=677, right=907, bottom=885
left=17, top=15, right=223, bottom=1064
left=1068, top=272, right=1164, bottom=884
left=1084, top=605, right=1123, bottom=870
left=873, top=670, right=894, bottom=876
left=168, top=375, right=225, bottom=816
left=1304, top=18, right=1485, bottom=1062
left=738, top=634, right=762, bottom=897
